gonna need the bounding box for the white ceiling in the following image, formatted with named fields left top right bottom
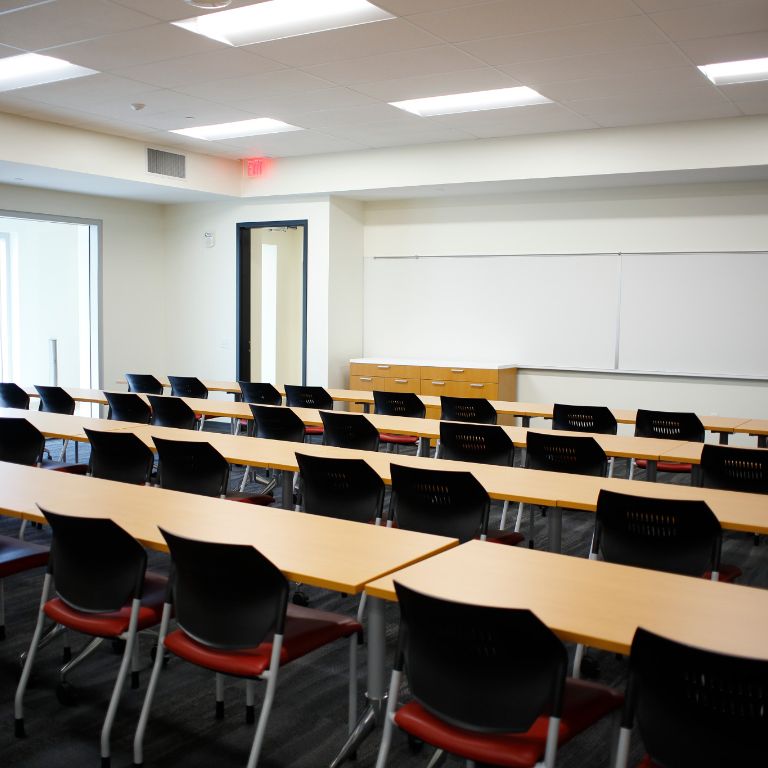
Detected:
left=0, top=0, right=766, bottom=160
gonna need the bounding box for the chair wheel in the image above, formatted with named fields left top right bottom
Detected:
left=56, top=681, right=80, bottom=705
left=407, top=735, right=424, bottom=753
left=292, top=591, right=310, bottom=607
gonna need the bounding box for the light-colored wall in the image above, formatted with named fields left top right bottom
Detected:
left=0, top=183, right=167, bottom=390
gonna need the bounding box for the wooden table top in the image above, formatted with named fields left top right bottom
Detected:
left=0, top=407, right=137, bottom=441
left=0, top=461, right=455, bottom=594
left=365, top=540, right=768, bottom=659
left=737, top=419, right=768, bottom=437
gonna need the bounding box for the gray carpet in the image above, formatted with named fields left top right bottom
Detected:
left=1, top=429, right=766, bottom=768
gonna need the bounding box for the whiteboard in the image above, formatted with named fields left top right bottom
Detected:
left=363, top=254, right=620, bottom=370
left=618, top=252, right=768, bottom=378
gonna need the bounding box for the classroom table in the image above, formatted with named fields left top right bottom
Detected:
left=0, top=460, right=456, bottom=766
left=735, top=419, right=768, bottom=448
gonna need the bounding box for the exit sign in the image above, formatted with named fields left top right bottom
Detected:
left=245, top=157, right=270, bottom=177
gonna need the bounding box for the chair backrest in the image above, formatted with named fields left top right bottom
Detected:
left=438, top=421, right=514, bottom=467
left=593, top=489, right=722, bottom=577
left=320, top=411, right=380, bottom=452
left=624, top=627, right=768, bottom=767
left=239, top=381, right=282, bottom=406
left=125, top=373, right=164, bottom=395
left=84, top=428, right=154, bottom=485
left=0, top=417, right=44, bottom=465
left=148, top=395, right=197, bottom=430
left=552, top=403, right=618, bottom=435
left=699, top=444, right=768, bottom=494
left=440, top=396, right=497, bottom=425
left=296, top=453, right=384, bottom=523
left=525, top=431, right=608, bottom=477
left=284, top=384, right=333, bottom=411
left=372, top=390, right=425, bottom=419
left=249, top=404, right=306, bottom=443
left=0, top=382, right=30, bottom=409
left=104, top=391, right=152, bottom=424
left=634, top=409, right=705, bottom=442
left=34, top=385, right=75, bottom=415
left=394, top=583, right=567, bottom=732
left=161, top=528, right=288, bottom=649
left=154, top=437, right=230, bottom=497
left=41, top=507, right=147, bottom=612
left=168, top=376, right=208, bottom=399
left=389, top=463, right=490, bottom=543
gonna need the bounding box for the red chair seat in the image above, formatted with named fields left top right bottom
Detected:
left=43, top=571, right=167, bottom=636
left=704, top=562, right=742, bottom=583
left=305, top=426, right=323, bottom=435
left=635, top=459, right=692, bottom=473
left=636, top=758, right=661, bottom=768
left=41, top=461, right=89, bottom=475
left=0, top=536, right=49, bottom=577
left=379, top=433, right=418, bottom=445
left=163, top=603, right=362, bottom=678
left=228, top=493, right=273, bottom=506
left=394, top=678, right=622, bottom=767
left=487, top=531, right=525, bottom=547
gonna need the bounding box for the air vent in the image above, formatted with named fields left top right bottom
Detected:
left=147, top=148, right=186, bottom=179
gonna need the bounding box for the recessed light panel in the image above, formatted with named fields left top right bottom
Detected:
left=170, top=118, right=302, bottom=140
left=390, top=86, right=552, bottom=117
left=173, top=0, right=394, bottom=46
left=0, top=53, right=97, bottom=93
left=699, top=57, right=768, bottom=85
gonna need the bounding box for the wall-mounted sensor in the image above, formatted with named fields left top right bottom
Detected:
left=130, top=102, right=145, bottom=111
left=204, top=232, right=215, bottom=248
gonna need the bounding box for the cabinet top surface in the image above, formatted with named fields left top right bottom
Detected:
left=350, top=358, right=517, bottom=369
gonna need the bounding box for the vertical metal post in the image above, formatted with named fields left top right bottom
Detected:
left=48, top=338, right=58, bottom=385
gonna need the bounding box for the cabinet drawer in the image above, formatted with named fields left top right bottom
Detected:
left=421, top=366, right=498, bottom=383
left=420, top=379, right=460, bottom=397
left=451, top=381, right=498, bottom=399
left=385, top=377, right=420, bottom=394
left=350, top=375, right=386, bottom=391
left=351, top=363, right=419, bottom=378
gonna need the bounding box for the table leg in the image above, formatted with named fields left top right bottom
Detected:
left=329, top=596, right=386, bottom=767
left=548, top=508, right=562, bottom=553
left=281, top=471, right=293, bottom=510
left=417, top=437, right=430, bottom=457
left=362, top=403, right=371, bottom=413
left=691, top=465, right=702, bottom=486
left=646, top=460, right=657, bottom=482
left=758, top=435, right=766, bottom=449
left=718, top=431, right=729, bottom=445
left=521, top=416, right=531, bottom=428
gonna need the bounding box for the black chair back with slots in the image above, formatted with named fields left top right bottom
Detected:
left=249, top=404, right=305, bottom=443
left=239, top=381, right=282, bottom=406
left=125, top=374, right=164, bottom=395
left=0, top=417, right=44, bottom=465
left=148, top=395, right=197, bottom=430
left=85, top=428, right=154, bottom=485
left=154, top=437, right=229, bottom=497
left=700, top=443, right=768, bottom=494
left=0, top=383, right=30, bottom=410
left=320, top=411, right=380, bottom=452
left=440, top=395, right=497, bottom=425
left=439, top=421, right=514, bottom=466
left=526, top=431, right=608, bottom=477
left=34, top=385, right=75, bottom=415
left=284, top=384, right=333, bottom=411
left=104, top=392, right=151, bottom=424
left=168, top=376, right=208, bottom=400
left=552, top=403, right=617, bottom=435
left=373, top=391, right=425, bottom=419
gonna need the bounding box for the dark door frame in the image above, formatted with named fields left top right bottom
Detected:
left=236, top=220, right=308, bottom=384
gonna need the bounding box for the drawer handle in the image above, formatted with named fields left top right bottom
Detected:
left=377, top=365, right=390, bottom=369
left=470, top=383, right=484, bottom=388
left=359, top=377, right=372, bottom=382
left=451, top=368, right=465, bottom=373
left=394, top=379, right=407, bottom=384
left=432, top=381, right=446, bottom=386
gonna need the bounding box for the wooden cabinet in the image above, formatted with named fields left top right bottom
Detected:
left=349, top=359, right=517, bottom=423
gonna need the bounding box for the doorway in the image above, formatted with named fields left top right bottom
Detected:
left=236, top=220, right=307, bottom=385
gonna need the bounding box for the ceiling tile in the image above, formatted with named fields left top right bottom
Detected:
left=106, top=0, right=263, bottom=23
left=325, top=119, right=477, bottom=148
left=677, top=30, right=768, bottom=64
left=12, top=73, right=160, bottom=108
left=111, top=48, right=285, bottom=89
left=290, top=102, right=415, bottom=129
left=0, top=0, right=157, bottom=51
left=306, top=45, right=483, bottom=86
left=0, top=0, right=56, bottom=12
left=351, top=67, right=521, bottom=102
left=373, top=0, right=477, bottom=15
left=0, top=43, right=23, bottom=57
left=632, top=0, right=731, bottom=10
left=499, top=44, right=691, bottom=85
left=649, top=1, right=768, bottom=41
left=407, top=0, right=640, bottom=44
left=718, top=80, right=768, bottom=111
left=246, top=18, right=442, bottom=68
left=177, top=68, right=334, bottom=102
left=232, top=87, right=376, bottom=117
left=44, top=21, right=225, bottom=70
left=127, top=105, right=265, bottom=131
left=220, top=130, right=367, bottom=158
left=458, top=16, right=668, bottom=65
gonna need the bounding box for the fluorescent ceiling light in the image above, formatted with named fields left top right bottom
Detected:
left=173, top=0, right=394, bottom=47
left=698, top=57, right=768, bottom=85
left=0, top=53, right=97, bottom=92
left=170, top=118, right=302, bottom=140
left=390, top=86, right=552, bottom=117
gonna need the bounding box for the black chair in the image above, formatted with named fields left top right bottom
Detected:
left=0, top=417, right=86, bottom=475
left=632, top=409, right=705, bottom=481
left=438, top=420, right=517, bottom=531
left=154, top=437, right=272, bottom=505
left=389, top=463, right=523, bottom=546
left=167, top=376, right=208, bottom=399
left=239, top=381, right=282, bottom=406
left=133, top=528, right=363, bottom=768
left=148, top=395, right=197, bottom=431
left=700, top=443, right=768, bottom=494
left=125, top=374, right=164, bottom=395
left=15, top=509, right=167, bottom=767
left=35, top=385, right=78, bottom=462
left=321, top=411, right=380, bottom=452
left=616, top=627, right=768, bottom=768
left=104, top=391, right=151, bottom=424
left=284, top=385, right=332, bottom=438
left=375, top=584, right=623, bottom=767
left=440, top=395, right=497, bottom=425
left=85, top=428, right=154, bottom=485
left=517, top=431, right=609, bottom=547
left=0, top=382, right=30, bottom=409
left=0, top=536, right=49, bottom=640
left=552, top=403, right=618, bottom=435
left=373, top=390, right=425, bottom=451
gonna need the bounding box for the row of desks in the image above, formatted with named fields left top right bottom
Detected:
left=27, top=383, right=768, bottom=443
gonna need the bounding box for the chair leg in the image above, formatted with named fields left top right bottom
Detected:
left=0, top=579, right=5, bottom=640
left=215, top=673, right=225, bottom=719
left=543, top=715, right=560, bottom=768
left=608, top=456, right=614, bottom=478
left=239, top=467, right=251, bottom=493
left=100, top=600, right=142, bottom=768
left=514, top=502, right=524, bottom=533
left=348, top=634, right=358, bottom=735
left=426, top=749, right=445, bottom=768
left=61, top=636, right=102, bottom=681
left=15, top=573, right=53, bottom=736
left=374, top=668, right=401, bottom=768
left=133, top=603, right=172, bottom=766
left=58, top=440, right=68, bottom=462
left=245, top=680, right=256, bottom=724
left=246, top=635, right=284, bottom=768
left=499, top=500, right=510, bottom=530
left=18, top=519, right=28, bottom=540
left=628, top=459, right=635, bottom=480
left=614, top=725, right=632, bottom=768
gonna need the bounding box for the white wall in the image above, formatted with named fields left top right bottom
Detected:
left=363, top=182, right=768, bottom=428
left=0, top=184, right=167, bottom=390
